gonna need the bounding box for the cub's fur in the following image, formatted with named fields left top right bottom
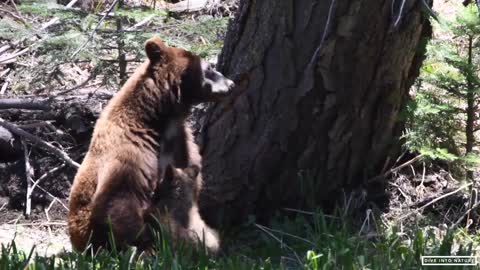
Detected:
left=147, top=165, right=220, bottom=253
left=68, top=36, right=232, bottom=252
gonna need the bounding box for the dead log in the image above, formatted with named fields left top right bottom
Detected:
left=0, top=117, right=80, bottom=168
left=168, top=0, right=208, bottom=12
left=0, top=98, right=51, bottom=110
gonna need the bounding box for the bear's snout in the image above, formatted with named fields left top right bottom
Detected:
left=201, top=60, right=235, bottom=95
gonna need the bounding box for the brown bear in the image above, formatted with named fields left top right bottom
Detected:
left=67, top=36, right=233, bottom=252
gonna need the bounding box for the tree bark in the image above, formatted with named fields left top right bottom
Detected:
left=200, top=0, right=432, bottom=225
left=465, top=35, right=475, bottom=181
left=116, top=0, right=127, bottom=85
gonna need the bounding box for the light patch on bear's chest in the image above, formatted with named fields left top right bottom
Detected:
left=164, top=120, right=179, bottom=141
left=158, top=142, right=173, bottom=174
left=158, top=120, right=180, bottom=175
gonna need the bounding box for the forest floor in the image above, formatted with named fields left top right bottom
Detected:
left=0, top=201, right=69, bottom=256
left=0, top=0, right=236, bottom=255
left=0, top=0, right=479, bottom=268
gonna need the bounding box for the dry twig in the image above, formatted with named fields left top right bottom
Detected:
left=453, top=200, right=480, bottom=228
left=0, top=117, right=80, bottom=168
left=65, top=0, right=80, bottom=8
left=126, top=14, right=155, bottom=31
left=368, top=155, right=423, bottom=183
left=1, top=82, right=9, bottom=95
left=31, top=163, right=66, bottom=192
left=254, top=223, right=303, bottom=266
left=0, top=7, right=27, bottom=24
left=13, top=221, right=67, bottom=226
left=0, top=47, right=30, bottom=64
left=399, top=183, right=473, bottom=221
left=23, top=141, right=34, bottom=217
left=28, top=180, right=69, bottom=211
left=71, top=0, right=120, bottom=57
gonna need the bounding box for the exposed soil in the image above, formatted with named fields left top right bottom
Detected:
left=0, top=199, right=70, bottom=256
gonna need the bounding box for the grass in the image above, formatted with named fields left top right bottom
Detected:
left=2, top=211, right=480, bottom=270
left=0, top=17, right=32, bottom=40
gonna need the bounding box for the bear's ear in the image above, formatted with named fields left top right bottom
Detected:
left=184, top=165, right=200, bottom=179
left=145, top=36, right=167, bottom=62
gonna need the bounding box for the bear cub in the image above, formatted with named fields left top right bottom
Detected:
left=146, top=164, right=220, bottom=253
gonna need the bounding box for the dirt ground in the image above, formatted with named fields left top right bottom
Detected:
left=0, top=198, right=71, bottom=256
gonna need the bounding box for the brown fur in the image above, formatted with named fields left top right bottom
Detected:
left=167, top=124, right=203, bottom=197
left=147, top=165, right=219, bottom=253
left=68, top=36, right=227, bottom=252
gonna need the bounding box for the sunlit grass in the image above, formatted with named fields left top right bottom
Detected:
left=2, top=210, right=479, bottom=269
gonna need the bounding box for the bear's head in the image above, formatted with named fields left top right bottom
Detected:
left=144, top=36, right=234, bottom=106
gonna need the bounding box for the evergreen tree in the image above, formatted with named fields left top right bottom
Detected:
left=407, top=3, right=480, bottom=180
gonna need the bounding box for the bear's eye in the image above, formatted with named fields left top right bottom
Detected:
left=200, top=60, right=213, bottom=71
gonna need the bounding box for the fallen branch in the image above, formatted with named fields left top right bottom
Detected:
left=399, top=183, right=473, bottom=221
left=0, top=45, right=10, bottom=55
left=168, top=0, right=208, bottom=12
left=0, top=201, right=7, bottom=212
left=126, top=14, right=155, bottom=31
left=28, top=179, right=68, bottom=211
left=71, top=0, right=120, bottom=57
left=31, top=163, right=66, bottom=192
left=10, top=221, right=67, bottom=226
left=0, top=18, right=59, bottom=53
left=17, top=121, right=52, bottom=130
left=52, top=72, right=97, bottom=96
left=23, top=142, right=33, bottom=217
left=368, top=155, right=423, bottom=183
left=389, top=182, right=410, bottom=202
left=0, top=7, right=27, bottom=24
left=0, top=98, right=51, bottom=110
left=39, top=17, right=60, bottom=31
left=0, top=0, right=75, bottom=62
left=0, top=47, right=30, bottom=64
left=453, top=200, right=480, bottom=228
left=0, top=117, right=80, bottom=168
left=65, top=0, right=80, bottom=8
left=45, top=199, right=55, bottom=226
left=0, top=82, right=9, bottom=95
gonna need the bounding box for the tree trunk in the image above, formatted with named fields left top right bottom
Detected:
left=116, top=0, right=127, bottom=85
left=465, top=35, right=475, bottom=181
left=200, top=0, right=432, bottom=225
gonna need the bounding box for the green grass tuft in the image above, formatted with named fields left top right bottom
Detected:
left=2, top=211, right=479, bottom=269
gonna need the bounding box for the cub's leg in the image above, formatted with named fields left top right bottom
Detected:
left=150, top=165, right=220, bottom=254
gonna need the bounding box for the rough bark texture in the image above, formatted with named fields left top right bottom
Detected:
left=199, top=0, right=432, bottom=225
left=466, top=35, right=475, bottom=181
